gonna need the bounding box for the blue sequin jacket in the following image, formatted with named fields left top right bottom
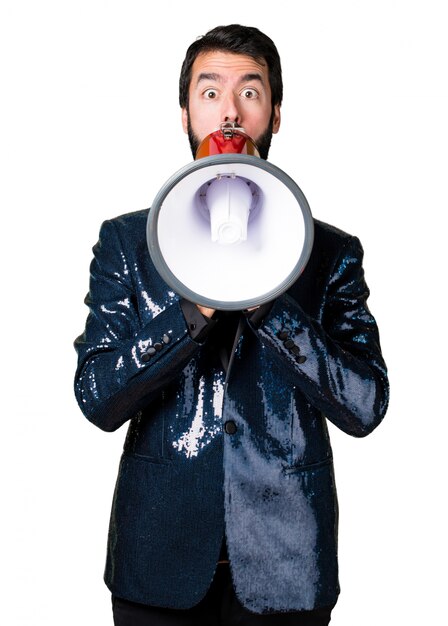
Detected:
left=74, top=209, right=389, bottom=613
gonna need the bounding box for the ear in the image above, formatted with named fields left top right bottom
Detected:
left=272, top=105, right=281, bottom=134
left=181, top=108, right=188, bottom=134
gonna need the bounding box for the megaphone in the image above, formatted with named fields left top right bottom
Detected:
left=147, top=122, right=314, bottom=311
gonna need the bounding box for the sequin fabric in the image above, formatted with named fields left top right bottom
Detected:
left=74, top=209, right=389, bottom=612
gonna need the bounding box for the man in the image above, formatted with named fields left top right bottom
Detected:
left=74, top=24, right=389, bottom=625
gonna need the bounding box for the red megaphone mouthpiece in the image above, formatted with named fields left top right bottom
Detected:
left=195, top=122, right=260, bottom=160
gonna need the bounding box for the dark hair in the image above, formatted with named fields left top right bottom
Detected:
left=179, top=24, right=283, bottom=109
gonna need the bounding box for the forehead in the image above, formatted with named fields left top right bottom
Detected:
left=190, top=51, right=269, bottom=87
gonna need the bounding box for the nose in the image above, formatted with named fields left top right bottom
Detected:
left=221, top=93, right=241, bottom=125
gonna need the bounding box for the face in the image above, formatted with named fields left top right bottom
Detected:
left=182, top=51, right=281, bottom=159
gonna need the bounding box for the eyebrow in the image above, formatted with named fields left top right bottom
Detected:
left=196, top=72, right=265, bottom=86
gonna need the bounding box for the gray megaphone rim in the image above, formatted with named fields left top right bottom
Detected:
left=147, top=153, right=314, bottom=311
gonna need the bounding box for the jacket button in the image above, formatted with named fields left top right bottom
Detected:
left=224, top=420, right=237, bottom=435
left=162, top=334, right=171, bottom=344
left=290, top=345, right=301, bottom=356
left=141, top=352, right=151, bottom=362
left=297, top=355, right=307, bottom=364
left=284, top=338, right=295, bottom=349
left=153, top=342, right=163, bottom=352
left=278, top=330, right=288, bottom=340
left=147, top=347, right=157, bottom=356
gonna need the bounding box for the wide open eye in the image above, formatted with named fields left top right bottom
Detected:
left=240, top=88, right=259, bottom=99
left=203, top=89, right=218, bottom=99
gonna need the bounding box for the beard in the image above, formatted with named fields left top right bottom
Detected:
left=186, top=109, right=275, bottom=161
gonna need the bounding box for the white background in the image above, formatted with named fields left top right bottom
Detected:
left=1, top=1, right=447, bottom=624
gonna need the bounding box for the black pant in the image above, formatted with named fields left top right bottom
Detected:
left=112, top=564, right=334, bottom=625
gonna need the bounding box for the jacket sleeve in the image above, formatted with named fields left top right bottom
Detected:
left=74, top=219, right=202, bottom=432
left=250, top=235, right=389, bottom=437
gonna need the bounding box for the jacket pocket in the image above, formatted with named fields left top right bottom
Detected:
left=282, top=455, right=333, bottom=475
left=123, top=406, right=166, bottom=461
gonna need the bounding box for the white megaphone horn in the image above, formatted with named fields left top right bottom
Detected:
left=147, top=122, right=314, bottom=311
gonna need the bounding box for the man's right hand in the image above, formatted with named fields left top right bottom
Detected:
left=196, top=305, right=216, bottom=319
